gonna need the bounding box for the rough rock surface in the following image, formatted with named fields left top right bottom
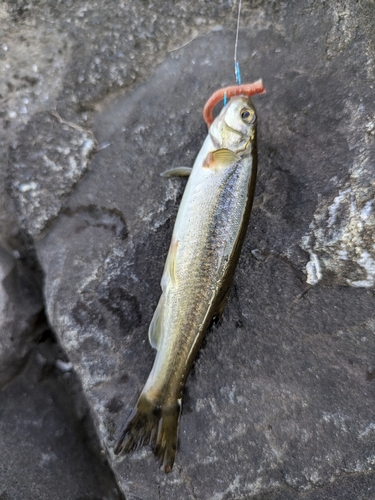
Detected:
left=0, top=246, right=42, bottom=387
left=8, top=112, right=96, bottom=236
left=2, top=0, right=375, bottom=499
left=0, top=335, right=124, bottom=500
left=0, top=247, right=123, bottom=498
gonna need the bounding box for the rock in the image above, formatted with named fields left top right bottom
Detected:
left=0, top=246, right=42, bottom=388
left=8, top=112, right=96, bottom=236
left=301, top=38, right=375, bottom=288
left=0, top=245, right=123, bottom=499
left=4, top=0, right=375, bottom=498
left=0, top=10, right=72, bottom=246
left=0, top=339, right=124, bottom=500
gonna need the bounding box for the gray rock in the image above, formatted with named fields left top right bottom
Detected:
left=0, top=342, right=124, bottom=500
left=8, top=112, right=96, bottom=236
left=4, top=0, right=375, bottom=498
left=0, top=249, right=123, bottom=499
left=0, top=11, right=72, bottom=246
left=0, top=246, right=42, bottom=388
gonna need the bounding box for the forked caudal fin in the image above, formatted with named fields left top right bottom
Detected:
left=114, top=394, right=180, bottom=473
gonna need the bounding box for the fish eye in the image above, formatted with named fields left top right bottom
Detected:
left=240, top=108, right=255, bottom=123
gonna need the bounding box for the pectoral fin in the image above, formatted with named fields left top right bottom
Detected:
left=203, top=148, right=240, bottom=170
left=160, top=166, right=192, bottom=177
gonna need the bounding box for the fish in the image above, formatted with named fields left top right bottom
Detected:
left=114, top=80, right=265, bottom=473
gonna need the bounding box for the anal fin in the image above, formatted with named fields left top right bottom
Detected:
left=148, top=294, right=165, bottom=349
left=149, top=240, right=178, bottom=349
left=164, top=239, right=178, bottom=286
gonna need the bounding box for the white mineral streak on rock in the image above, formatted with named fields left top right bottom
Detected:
left=81, top=139, right=95, bottom=163
left=302, top=110, right=375, bottom=287
left=212, top=475, right=268, bottom=500
left=11, top=121, right=97, bottom=236
left=42, top=153, right=61, bottom=172
left=351, top=251, right=375, bottom=288
left=359, top=422, right=375, bottom=439
left=322, top=412, right=350, bottom=433
left=0, top=255, right=9, bottom=322
left=136, top=178, right=181, bottom=231
left=0, top=24, right=72, bottom=132
left=326, top=0, right=356, bottom=59
left=19, top=181, right=38, bottom=192
left=327, top=188, right=351, bottom=228
left=55, top=359, right=73, bottom=372
left=306, top=252, right=322, bottom=285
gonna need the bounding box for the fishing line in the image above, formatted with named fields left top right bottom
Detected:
left=223, top=0, right=242, bottom=107
left=234, top=0, right=242, bottom=85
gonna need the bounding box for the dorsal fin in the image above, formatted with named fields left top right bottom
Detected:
left=160, top=166, right=192, bottom=177
left=203, top=148, right=240, bottom=170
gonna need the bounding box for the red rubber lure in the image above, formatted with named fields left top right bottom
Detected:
left=203, top=79, right=266, bottom=127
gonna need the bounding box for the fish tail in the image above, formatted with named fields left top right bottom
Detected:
left=114, top=394, right=180, bottom=473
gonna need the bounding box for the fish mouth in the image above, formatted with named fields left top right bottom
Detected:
left=203, top=80, right=265, bottom=127
left=209, top=120, right=256, bottom=156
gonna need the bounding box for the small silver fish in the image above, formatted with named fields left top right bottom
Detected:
left=115, top=81, right=265, bottom=472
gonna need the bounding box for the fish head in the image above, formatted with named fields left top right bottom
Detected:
left=209, top=96, right=257, bottom=154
